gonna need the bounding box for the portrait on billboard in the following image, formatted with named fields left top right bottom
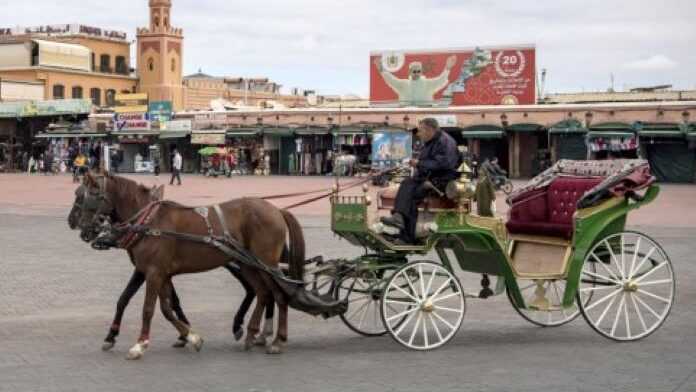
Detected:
left=371, top=131, right=413, bottom=169
left=370, top=45, right=535, bottom=107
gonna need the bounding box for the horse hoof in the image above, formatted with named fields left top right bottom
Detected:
left=253, top=335, right=267, bottom=347
left=266, top=344, right=284, bottom=355
left=126, top=343, right=146, bottom=360
left=233, top=328, right=244, bottom=341
left=186, top=332, right=204, bottom=352
left=172, top=339, right=187, bottom=348
left=102, top=341, right=115, bottom=351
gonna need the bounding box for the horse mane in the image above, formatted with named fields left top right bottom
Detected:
left=106, top=174, right=158, bottom=219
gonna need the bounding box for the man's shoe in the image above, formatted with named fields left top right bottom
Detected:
left=380, top=213, right=405, bottom=230
left=390, top=238, right=411, bottom=246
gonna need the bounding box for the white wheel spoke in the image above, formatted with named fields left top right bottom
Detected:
left=385, top=298, right=417, bottom=306
left=638, top=279, right=673, bottom=287
left=620, top=236, right=626, bottom=277
left=422, top=313, right=429, bottom=347
left=593, top=289, right=621, bottom=325
left=429, top=277, right=453, bottom=301
left=628, top=236, right=641, bottom=280
left=431, top=309, right=456, bottom=330
left=418, top=265, right=426, bottom=299
left=391, top=282, right=419, bottom=303
left=408, top=313, right=422, bottom=346
left=348, top=295, right=370, bottom=303
left=401, top=271, right=421, bottom=302
left=629, top=293, right=648, bottom=333
left=346, top=299, right=370, bottom=321
left=394, top=307, right=419, bottom=336
left=431, top=291, right=461, bottom=304
left=387, top=305, right=419, bottom=322
left=629, top=246, right=657, bottom=280
left=636, top=289, right=671, bottom=304
left=623, top=293, right=631, bottom=338
left=580, top=285, right=617, bottom=293
left=357, top=300, right=370, bottom=329
left=610, top=294, right=626, bottom=336
left=434, top=305, right=463, bottom=314
left=428, top=314, right=443, bottom=343
left=603, top=239, right=623, bottom=278
left=386, top=303, right=400, bottom=314
left=423, top=268, right=437, bottom=299
left=582, top=269, right=621, bottom=286
left=591, top=253, right=621, bottom=282
left=635, top=261, right=668, bottom=284
left=633, top=292, right=662, bottom=319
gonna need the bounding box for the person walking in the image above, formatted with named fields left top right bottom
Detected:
left=170, top=148, right=182, bottom=186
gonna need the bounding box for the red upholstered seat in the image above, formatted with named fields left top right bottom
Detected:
left=378, top=187, right=457, bottom=210
left=506, top=177, right=603, bottom=239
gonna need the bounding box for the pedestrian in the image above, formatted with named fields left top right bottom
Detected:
left=27, top=155, right=35, bottom=175
left=21, top=151, right=28, bottom=172
left=44, top=150, right=54, bottom=175
left=170, top=148, right=182, bottom=186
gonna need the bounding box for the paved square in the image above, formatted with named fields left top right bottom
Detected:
left=0, top=174, right=695, bottom=392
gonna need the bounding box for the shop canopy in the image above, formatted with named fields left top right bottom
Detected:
left=226, top=128, right=260, bottom=138
left=548, top=119, right=588, bottom=134
left=332, top=126, right=371, bottom=135
left=35, top=133, right=106, bottom=138
left=158, top=131, right=190, bottom=139
left=460, top=124, right=504, bottom=139
left=262, top=127, right=293, bottom=136
left=586, top=131, right=635, bottom=139
left=294, top=126, right=331, bottom=135
left=506, top=123, right=545, bottom=132
left=633, top=122, right=685, bottom=138
left=587, top=122, right=635, bottom=140
left=686, top=123, right=696, bottom=141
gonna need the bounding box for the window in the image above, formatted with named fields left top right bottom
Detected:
left=115, top=56, right=127, bottom=74
left=164, top=17, right=169, bottom=27
left=90, top=52, right=95, bottom=71
left=90, top=88, right=101, bottom=106
left=52, top=84, right=65, bottom=99
left=148, top=57, right=154, bottom=72
left=171, top=58, right=176, bottom=72
left=100, top=54, right=111, bottom=73
left=71, top=86, right=83, bottom=99
left=154, top=16, right=160, bottom=27
left=105, top=89, right=116, bottom=107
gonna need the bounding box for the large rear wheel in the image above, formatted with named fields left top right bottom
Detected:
left=381, top=261, right=465, bottom=350
left=577, top=231, right=675, bottom=341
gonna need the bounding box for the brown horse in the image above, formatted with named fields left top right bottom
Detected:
left=71, top=180, right=275, bottom=350
left=80, top=172, right=304, bottom=359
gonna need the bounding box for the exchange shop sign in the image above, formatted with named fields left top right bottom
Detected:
left=115, top=113, right=151, bottom=132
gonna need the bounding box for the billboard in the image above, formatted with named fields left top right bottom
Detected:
left=114, top=93, right=148, bottom=113
left=370, top=45, right=535, bottom=107
left=148, top=101, right=172, bottom=124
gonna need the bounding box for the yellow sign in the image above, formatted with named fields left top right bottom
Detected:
left=115, top=93, right=148, bottom=102
left=114, top=105, right=148, bottom=113
left=114, top=93, right=148, bottom=113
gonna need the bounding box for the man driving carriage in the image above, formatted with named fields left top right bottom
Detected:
left=380, top=118, right=460, bottom=244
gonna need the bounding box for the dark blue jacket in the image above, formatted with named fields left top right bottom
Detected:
left=415, top=130, right=460, bottom=183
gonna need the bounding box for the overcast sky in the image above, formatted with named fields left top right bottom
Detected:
left=4, top=0, right=695, bottom=96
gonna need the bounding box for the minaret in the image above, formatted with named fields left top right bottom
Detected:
left=136, top=0, right=184, bottom=111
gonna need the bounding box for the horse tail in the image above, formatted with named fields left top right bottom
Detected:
left=280, top=209, right=305, bottom=281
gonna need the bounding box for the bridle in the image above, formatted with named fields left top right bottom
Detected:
left=81, top=175, right=118, bottom=236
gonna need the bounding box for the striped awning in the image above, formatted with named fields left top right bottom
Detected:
left=586, top=131, right=635, bottom=139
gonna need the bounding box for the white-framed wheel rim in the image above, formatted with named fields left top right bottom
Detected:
left=577, top=231, right=675, bottom=341
left=508, top=278, right=584, bottom=327
left=336, top=274, right=389, bottom=336
left=381, top=261, right=465, bottom=350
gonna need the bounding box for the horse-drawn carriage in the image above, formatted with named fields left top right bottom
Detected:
left=307, top=159, right=674, bottom=350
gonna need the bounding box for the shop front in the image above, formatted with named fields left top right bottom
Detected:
left=549, top=119, right=588, bottom=162
left=636, top=122, right=695, bottom=183
left=460, top=124, right=509, bottom=173
left=191, top=130, right=226, bottom=174
left=293, top=126, right=333, bottom=175
left=262, top=127, right=294, bottom=175
left=112, top=132, right=159, bottom=173
left=333, top=126, right=373, bottom=170
left=226, top=127, right=263, bottom=175
left=586, top=122, right=638, bottom=160
left=34, top=130, right=107, bottom=172
left=159, top=120, right=193, bottom=173
left=506, top=123, right=548, bottom=177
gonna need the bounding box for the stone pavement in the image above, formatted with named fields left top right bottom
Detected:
left=0, top=174, right=695, bottom=392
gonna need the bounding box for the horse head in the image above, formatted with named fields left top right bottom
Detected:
left=67, top=184, right=85, bottom=230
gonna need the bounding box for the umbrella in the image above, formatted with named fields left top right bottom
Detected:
left=198, top=146, right=227, bottom=156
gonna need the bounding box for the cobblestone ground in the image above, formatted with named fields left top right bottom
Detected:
left=0, top=174, right=695, bottom=392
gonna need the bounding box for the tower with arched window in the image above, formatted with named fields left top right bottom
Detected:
left=136, top=0, right=184, bottom=110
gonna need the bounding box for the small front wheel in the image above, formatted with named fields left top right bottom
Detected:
left=336, top=274, right=388, bottom=337
left=381, top=261, right=465, bottom=350
left=501, top=180, right=513, bottom=195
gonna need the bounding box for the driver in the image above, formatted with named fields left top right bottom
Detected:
left=380, top=118, right=460, bottom=244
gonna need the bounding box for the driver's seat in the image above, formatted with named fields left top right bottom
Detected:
left=377, top=186, right=457, bottom=211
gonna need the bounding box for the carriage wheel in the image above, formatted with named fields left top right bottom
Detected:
left=577, top=231, right=675, bottom=341
left=501, top=180, right=514, bottom=195
left=381, top=261, right=465, bottom=350
left=335, top=273, right=389, bottom=336
left=507, top=277, right=586, bottom=327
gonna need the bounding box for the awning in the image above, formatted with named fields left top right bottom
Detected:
left=686, top=123, right=696, bottom=141
left=506, top=123, right=545, bottom=132
left=294, top=127, right=331, bottom=135
left=332, top=126, right=370, bottom=135
left=191, top=130, right=226, bottom=145
left=633, top=122, right=684, bottom=138
left=35, top=133, right=106, bottom=138
left=586, top=131, right=635, bottom=139
left=262, top=127, right=293, bottom=136
left=158, top=131, right=190, bottom=139
left=589, top=122, right=633, bottom=131
left=548, top=119, right=588, bottom=134
left=227, top=128, right=260, bottom=138
left=460, top=125, right=504, bottom=139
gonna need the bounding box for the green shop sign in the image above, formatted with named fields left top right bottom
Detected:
left=148, top=101, right=173, bottom=124
left=0, top=99, right=92, bottom=118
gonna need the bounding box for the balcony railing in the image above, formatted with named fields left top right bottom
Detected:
left=99, top=65, right=113, bottom=73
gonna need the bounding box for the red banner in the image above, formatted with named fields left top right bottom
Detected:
left=370, top=46, right=535, bottom=107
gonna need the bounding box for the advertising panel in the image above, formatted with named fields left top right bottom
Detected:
left=191, top=132, right=226, bottom=145
left=370, top=45, right=535, bottom=107
left=114, top=93, right=148, bottom=113
left=371, top=130, right=413, bottom=169
left=114, top=113, right=151, bottom=132
left=148, top=101, right=173, bottom=124
left=161, top=120, right=192, bottom=132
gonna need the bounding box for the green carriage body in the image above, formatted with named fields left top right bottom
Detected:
left=330, top=185, right=660, bottom=310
